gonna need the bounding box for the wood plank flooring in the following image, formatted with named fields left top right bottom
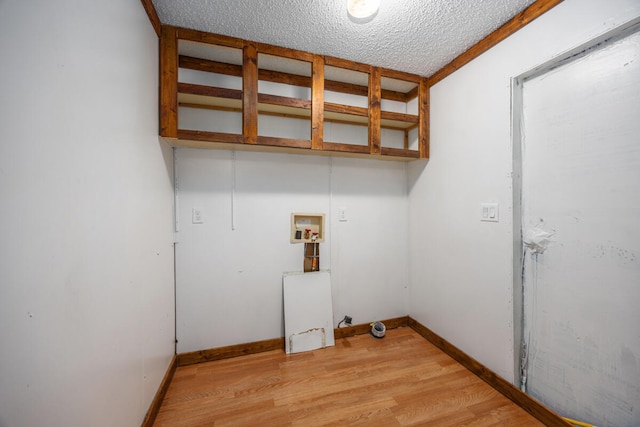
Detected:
left=154, top=328, right=544, bottom=426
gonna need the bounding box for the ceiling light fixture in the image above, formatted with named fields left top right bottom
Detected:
left=347, top=0, right=380, bottom=20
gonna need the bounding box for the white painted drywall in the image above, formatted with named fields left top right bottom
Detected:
left=408, top=0, right=640, bottom=385
left=175, top=149, right=408, bottom=353
left=520, top=25, right=640, bottom=427
left=329, top=157, right=410, bottom=328
left=0, top=1, right=176, bottom=426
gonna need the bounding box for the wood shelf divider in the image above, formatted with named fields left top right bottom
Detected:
left=160, top=25, right=430, bottom=160
left=242, top=41, right=258, bottom=145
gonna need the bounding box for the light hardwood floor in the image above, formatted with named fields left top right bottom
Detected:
left=154, top=328, right=544, bottom=426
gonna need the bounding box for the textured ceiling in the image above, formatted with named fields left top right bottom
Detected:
left=153, top=0, right=537, bottom=77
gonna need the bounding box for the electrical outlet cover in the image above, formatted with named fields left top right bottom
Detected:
left=192, top=207, right=204, bottom=224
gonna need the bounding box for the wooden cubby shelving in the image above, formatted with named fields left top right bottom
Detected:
left=160, top=25, right=429, bottom=160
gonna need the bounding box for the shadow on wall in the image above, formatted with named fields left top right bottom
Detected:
left=173, top=147, right=419, bottom=198
left=159, top=137, right=175, bottom=187
left=406, top=158, right=429, bottom=194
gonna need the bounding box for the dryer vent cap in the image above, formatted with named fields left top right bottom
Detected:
left=371, top=321, right=386, bottom=338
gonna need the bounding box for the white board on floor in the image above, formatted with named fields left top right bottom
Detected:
left=283, top=271, right=334, bottom=354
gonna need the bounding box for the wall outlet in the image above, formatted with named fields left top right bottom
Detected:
left=338, top=207, right=348, bottom=222
left=192, top=207, right=204, bottom=224
left=338, top=315, right=352, bottom=328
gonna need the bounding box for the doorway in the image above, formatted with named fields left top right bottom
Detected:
left=512, top=18, right=640, bottom=427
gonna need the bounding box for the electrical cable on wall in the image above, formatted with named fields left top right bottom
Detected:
left=329, top=157, right=340, bottom=322
left=173, top=147, right=179, bottom=234
left=337, top=315, right=352, bottom=328
left=231, top=150, right=236, bottom=231
left=519, top=246, right=529, bottom=392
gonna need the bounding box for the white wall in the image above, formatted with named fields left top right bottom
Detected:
left=0, top=1, right=175, bottom=426
left=408, top=0, right=640, bottom=384
left=175, top=149, right=408, bottom=353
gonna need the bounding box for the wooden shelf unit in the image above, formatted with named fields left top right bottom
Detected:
left=160, top=25, right=429, bottom=160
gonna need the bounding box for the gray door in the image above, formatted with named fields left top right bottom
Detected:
left=516, top=21, right=640, bottom=427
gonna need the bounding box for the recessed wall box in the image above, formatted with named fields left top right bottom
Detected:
left=291, top=213, right=325, bottom=243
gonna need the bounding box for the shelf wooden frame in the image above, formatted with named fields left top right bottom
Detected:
left=160, top=25, right=429, bottom=160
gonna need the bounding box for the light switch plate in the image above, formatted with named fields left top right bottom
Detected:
left=480, top=203, right=499, bottom=222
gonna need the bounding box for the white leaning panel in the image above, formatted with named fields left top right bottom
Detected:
left=283, top=271, right=335, bottom=354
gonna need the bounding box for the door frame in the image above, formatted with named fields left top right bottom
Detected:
left=510, top=15, right=640, bottom=389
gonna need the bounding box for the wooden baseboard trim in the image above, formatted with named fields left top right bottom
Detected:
left=334, top=316, right=409, bottom=339
left=141, top=354, right=177, bottom=427
left=176, top=316, right=410, bottom=367
left=407, top=317, right=570, bottom=426
left=177, top=337, right=285, bottom=367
